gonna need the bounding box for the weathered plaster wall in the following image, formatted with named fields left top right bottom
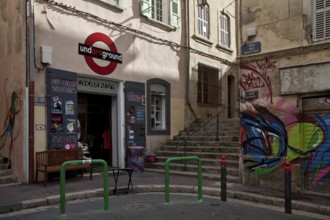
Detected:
left=0, top=0, right=26, bottom=182
left=241, top=0, right=308, bottom=54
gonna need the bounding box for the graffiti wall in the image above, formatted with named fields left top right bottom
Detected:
left=0, top=0, right=26, bottom=182
left=240, top=59, right=330, bottom=192
left=0, top=79, right=23, bottom=166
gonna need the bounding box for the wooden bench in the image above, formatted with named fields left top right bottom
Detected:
left=35, top=148, right=93, bottom=186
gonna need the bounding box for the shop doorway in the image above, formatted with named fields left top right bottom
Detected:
left=78, top=93, right=112, bottom=165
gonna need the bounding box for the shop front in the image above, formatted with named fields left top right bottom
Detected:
left=46, top=69, right=127, bottom=168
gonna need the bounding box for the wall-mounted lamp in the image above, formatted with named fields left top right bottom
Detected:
left=197, top=0, right=207, bottom=6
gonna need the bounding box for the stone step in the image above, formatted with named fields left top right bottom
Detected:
left=0, top=169, right=13, bottom=176
left=144, top=168, right=240, bottom=183
left=157, top=151, right=240, bottom=160
left=173, top=135, right=240, bottom=142
left=179, top=131, right=239, bottom=137
left=150, top=118, right=241, bottom=184
left=154, top=156, right=239, bottom=167
left=160, top=145, right=240, bottom=154
left=0, top=164, right=9, bottom=170
left=145, top=162, right=239, bottom=176
left=167, top=140, right=240, bottom=147
left=0, top=175, right=17, bottom=185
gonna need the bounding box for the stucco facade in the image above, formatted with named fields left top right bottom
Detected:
left=0, top=0, right=26, bottom=183
left=1, top=0, right=239, bottom=184
left=238, top=0, right=330, bottom=193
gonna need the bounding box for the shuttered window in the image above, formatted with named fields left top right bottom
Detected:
left=140, top=0, right=180, bottom=28
left=313, top=0, right=330, bottom=40
left=220, top=13, right=230, bottom=48
left=197, top=5, right=209, bottom=38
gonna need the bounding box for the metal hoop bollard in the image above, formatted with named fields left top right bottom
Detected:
left=164, top=156, right=202, bottom=203
left=60, top=159, right=109, bottom=215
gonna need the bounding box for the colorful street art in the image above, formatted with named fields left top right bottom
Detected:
left=240, top=59, right=330, bottom=190
left=0, top=79, right=23, bottom=167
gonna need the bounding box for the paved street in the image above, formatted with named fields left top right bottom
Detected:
left=0, top=193, right=327, bottom=220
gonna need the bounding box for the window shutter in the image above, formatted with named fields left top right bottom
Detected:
left=170, top=0, right=180, bottom=28
left=314, top=0, right=330, bottom=40
left=141, top=0, right=152, bottom=18
left=220, top=14, right=229, bottom=47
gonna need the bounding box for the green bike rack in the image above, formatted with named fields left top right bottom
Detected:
left=60, top=159, right=109, bottom=215
left=164, top=156, right=202, bottom=203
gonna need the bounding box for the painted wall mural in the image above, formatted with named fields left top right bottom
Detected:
left=240, top=59, right=330, bottom=190
left=0, top=78, right=23, bottom=167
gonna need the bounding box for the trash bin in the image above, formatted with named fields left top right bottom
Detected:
left=128, top=146, right=145, bottom=173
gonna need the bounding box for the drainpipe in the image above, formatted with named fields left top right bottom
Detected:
left=185, top=0, right=190, bottom=101
left=185, top=0, right=198, bottom=121
left=27, top=0, right=35, bottom=183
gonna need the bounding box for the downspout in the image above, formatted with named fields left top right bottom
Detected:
left=185, top=0, right=198, bottom=121
left=27, top=0, right=35, bottom=183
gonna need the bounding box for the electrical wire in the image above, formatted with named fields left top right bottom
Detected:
left=45, top=0, right=234, bottom=65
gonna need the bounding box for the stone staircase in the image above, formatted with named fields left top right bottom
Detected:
left=145, top=118, right=241, bottom=183
left=0, top=157, right=17, bottom=186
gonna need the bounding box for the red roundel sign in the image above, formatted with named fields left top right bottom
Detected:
left=79, top=33, right=122, bottom=75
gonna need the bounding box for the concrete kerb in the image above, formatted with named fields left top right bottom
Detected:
left=1, top=185, right=330, bottom=217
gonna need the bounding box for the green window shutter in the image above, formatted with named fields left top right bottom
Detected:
left=170, top=0, right=180, bottom=27
left=141, top=0, right=152, bottom=18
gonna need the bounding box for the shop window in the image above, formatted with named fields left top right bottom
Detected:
left=147, top=79, right=170, bottom=135
left=140, top=0, right=180, bottom=28
left=197, top=4, right=209, bottom=38
left=197, top=65, right=221, bottom=105
left=219, top=13, right=230, bottom=48
left=313, top=0, right=330, bottom=41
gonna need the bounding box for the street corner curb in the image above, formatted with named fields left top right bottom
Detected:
left=0, top=202, right=23, bottom=214
left=134, top=185, right=153, bottom=193
left=66, top=191, right=88, bottom=201
left=293, top=201, right=330, bottom=216
left=151, top=184, right=164, bottom=192
left=45, top=195, right=60, bottom=205
left=170, top=185, right=194, bottom=194
left=85, top=189, right=101, bottom=198
left=228, top=190, right=283, bottom=206
left=21, top=198, right=47, bottom=209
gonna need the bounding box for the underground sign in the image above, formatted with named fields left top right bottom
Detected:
left=79, top=33, right=122, bottom=75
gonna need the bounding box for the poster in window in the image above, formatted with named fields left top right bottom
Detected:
left=51, top=114, right=63, bottom=133
left=51, top=96, right=62, bottom=113
left=65, top=100, right=75, bottom=115
left=66, top=119, right=76, bottom=133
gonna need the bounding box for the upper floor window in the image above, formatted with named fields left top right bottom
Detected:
left=197, top=4, right=209, bottom=38
left=219, top=13, right=230, bottom=48
left=197, top=65, right=221, bottom=105
left=100, top=0, right=121, bottom=7
left=141, top=0, right=180, bottom=28
left=147, top=79, right=171, bottom=135
left=313, top=0, right=330, bottom=41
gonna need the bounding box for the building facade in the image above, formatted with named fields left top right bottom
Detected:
left=238, top=0, right=330, bottom=193
left=0, top=0, right=239, bottom=183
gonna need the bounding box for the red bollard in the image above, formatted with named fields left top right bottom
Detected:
left=284, top=162, right=292, bottom=214
left=220, top=156, right=227, bottom=201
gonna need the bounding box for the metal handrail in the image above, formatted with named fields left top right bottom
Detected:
left=176, top=97, right=243, bottom=161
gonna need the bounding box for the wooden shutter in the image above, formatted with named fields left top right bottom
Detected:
left=314, top=0, right=330, bottom=40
